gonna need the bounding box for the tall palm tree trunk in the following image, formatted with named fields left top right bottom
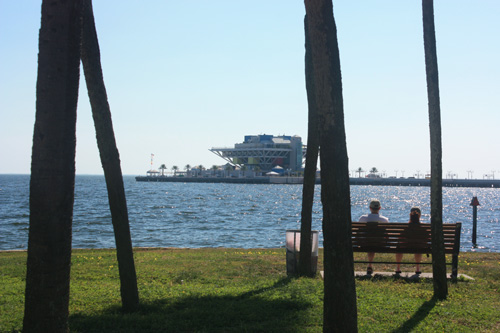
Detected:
left=23, top=1, right=83, bottom=332
left=304, top=1, right=358, bottom=331
left=299, top=15, right=320, bottom=277
left=81, top=0, right=139, bottom=311
left=422, top=0, right=448, bottom=299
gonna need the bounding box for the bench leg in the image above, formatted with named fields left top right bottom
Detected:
left=451, top=254, right=458, bottom=278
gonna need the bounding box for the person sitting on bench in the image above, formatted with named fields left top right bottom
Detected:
left=359, top=199, right=389, bottom=275
left=395, top=207, right=423, bottom=275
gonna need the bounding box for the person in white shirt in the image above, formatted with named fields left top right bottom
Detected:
left=359, top=199, right=389, bottom=275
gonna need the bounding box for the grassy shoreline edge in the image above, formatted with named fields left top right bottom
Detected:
left=2, top=248, right=499, bottom=332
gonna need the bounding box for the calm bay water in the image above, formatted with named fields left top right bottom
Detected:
left=1, top=174, right=499, bottom=251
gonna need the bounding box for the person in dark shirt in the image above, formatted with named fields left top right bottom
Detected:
left=395, top=207, right=423, bottom=275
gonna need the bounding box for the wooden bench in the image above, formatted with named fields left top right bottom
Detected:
left=351, top=222, right=462, bottom=278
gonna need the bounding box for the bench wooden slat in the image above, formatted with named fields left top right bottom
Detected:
left=351, top=222, right=461, bottom=277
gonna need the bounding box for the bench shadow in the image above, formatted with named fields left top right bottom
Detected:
left=69, top=277, right=316, bottom=332
left=391, top=297, right=437, bottom=333
left=355, top=273, right=468, bottom=284
left=355, top=274, right=431, bottom=283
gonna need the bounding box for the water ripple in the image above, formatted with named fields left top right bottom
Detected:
left=1, top=175, right=499, bottom=251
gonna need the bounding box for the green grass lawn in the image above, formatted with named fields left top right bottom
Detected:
left=1, top=248, right=499, bottom=332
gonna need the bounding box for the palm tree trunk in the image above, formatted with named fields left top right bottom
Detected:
left=81, top=0, right=139, bottom=311
left=299, top=14, right=320, bottom=277
left=422, top=0, right=448, bottom=299
left=23, top=1, right=83, bottom=332
left=304, top=1, right=358, bottom=331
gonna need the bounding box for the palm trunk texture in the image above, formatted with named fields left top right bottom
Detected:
left=422, top=0, right=448, bottom=299
left=304, top=1, right=358, bottom=331
left=81, top=0, right=140, bottom=311
left=23, top=1, right=83, bottom=332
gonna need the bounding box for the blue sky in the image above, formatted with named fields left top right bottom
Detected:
left=1, top=1, right=499, bottom=178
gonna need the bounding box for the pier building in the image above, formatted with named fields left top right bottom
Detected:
left=209, top=134, right=306, bottom=172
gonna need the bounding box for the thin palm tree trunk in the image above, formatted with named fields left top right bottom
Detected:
left=23, top=1, right=83, bottom=331
left=299, top=15, right=320, bottom=277
left=422, top=0, right=448, bottom=299
left=81, top=0, right=139, bottom=311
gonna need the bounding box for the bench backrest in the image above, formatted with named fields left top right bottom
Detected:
left=351, top=222, right=462, bottom=254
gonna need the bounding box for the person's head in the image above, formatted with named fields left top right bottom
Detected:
left=410, top=207, right=421, bottom=223
left=369, top=200, right=381, bottom=213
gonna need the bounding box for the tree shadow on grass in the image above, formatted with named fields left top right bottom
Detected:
left=391, top=297, right=438, bottom=333
left=69, top=277, right=318, bottom=332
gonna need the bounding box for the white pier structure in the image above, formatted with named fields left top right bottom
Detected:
left=210, top=134, right=306, bottom=172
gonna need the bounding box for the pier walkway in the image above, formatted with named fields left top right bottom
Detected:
left=135, top=176, right=500, bottom=188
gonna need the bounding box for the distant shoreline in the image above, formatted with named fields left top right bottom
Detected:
left=135, top=176, right=500, bottom=188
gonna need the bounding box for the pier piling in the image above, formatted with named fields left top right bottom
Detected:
left=470, top=196, right=480, bottom=247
